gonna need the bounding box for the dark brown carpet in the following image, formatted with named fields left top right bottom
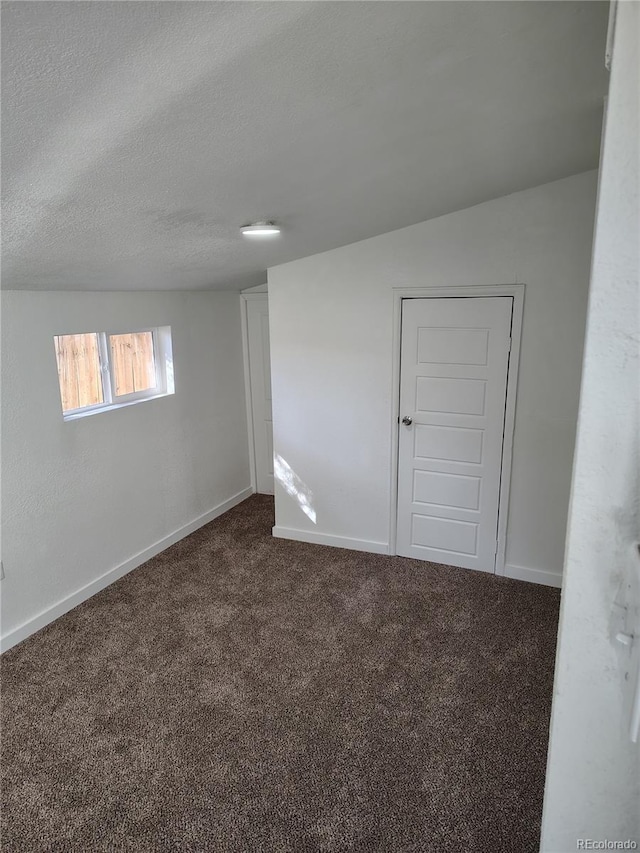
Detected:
left=1, top=495, right=560, bottom=852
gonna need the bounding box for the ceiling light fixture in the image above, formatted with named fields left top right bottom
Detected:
left=240, top=221, right=281, bottom=237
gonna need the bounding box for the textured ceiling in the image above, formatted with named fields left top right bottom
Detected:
left=2, top=1, right=609, bottom=292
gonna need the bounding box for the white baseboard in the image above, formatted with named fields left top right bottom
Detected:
left=272, top=525, right=390, bottom=555
left=503, top=563, right=563, bottom=588
left=1, top=486, right=253, bottom=654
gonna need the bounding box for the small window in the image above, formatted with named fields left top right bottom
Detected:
left=54, top=327, right=174, bottom=420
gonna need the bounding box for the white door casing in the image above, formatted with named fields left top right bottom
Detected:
left=246, top=296, right=274, bottom=494
left=396, top=296, right=513, bottom=572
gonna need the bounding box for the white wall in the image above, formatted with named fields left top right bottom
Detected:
left=1, top=290, right=251, bottom=649
left=268, top=171, right=598, bottom=585
left=541, top=1, right=640, bottom=848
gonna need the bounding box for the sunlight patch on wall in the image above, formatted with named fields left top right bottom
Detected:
left=274, top=454, right=316, bottom=524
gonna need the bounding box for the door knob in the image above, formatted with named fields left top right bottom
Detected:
left=402, top=415, right=413, bottom=426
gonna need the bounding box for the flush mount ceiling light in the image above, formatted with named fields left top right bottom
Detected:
left=240, top=221, right=281, bottom=237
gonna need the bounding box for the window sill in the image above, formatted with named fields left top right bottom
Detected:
left=62, top=390, right=174, bottom=422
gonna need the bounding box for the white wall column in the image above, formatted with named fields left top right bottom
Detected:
left=541, top=2, right=640, bottom=848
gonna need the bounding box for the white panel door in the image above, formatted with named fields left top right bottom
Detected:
left=247, top=297, right=274, bottom=494
left=396, top=297, right=513, bottom=572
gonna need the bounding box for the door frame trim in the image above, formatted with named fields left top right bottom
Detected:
left=389, top=284, right=525, bottom=575
left=240, top=292, right=269, bottom=494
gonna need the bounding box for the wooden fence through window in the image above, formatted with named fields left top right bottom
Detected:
left=54, top=333, right=103, bottom=412
left=110, top=332, right=156, bottom=397
left=54, top=332, right=156, bottom=412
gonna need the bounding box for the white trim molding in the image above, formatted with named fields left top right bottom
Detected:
left=389, top=284, right=525, bottom=578
left=240, top=294, right=259, bottom=493
left=240, top=291, right=269, bottom=494
left=272, top=526, right=390, bottom=555
left=504, top=564, right=563, bottom=589
left=1, top=486, right=253, bottom=653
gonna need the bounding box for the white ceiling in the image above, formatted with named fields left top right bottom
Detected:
left=2, top=1, right=609, bottom=292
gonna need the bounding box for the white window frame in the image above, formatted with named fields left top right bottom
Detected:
left=56, top=325, right=174, bottom=421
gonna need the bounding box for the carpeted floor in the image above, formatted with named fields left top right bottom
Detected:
left=1, top=495, right=560, bottom=852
